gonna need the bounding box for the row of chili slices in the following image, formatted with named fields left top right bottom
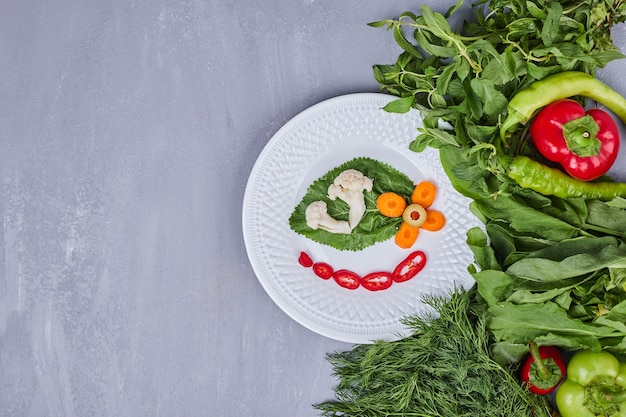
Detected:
left=297, top=250, right=427, bottom=291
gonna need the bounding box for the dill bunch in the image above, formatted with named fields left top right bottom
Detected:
left=315, top=289, right=552, bottom=417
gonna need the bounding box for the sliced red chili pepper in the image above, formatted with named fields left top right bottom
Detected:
left=312, top=262, right=333, bottom=280
left=298, top=251, right=313, bottom=268
left=392, top=250, right=427, bottom=283
left=332, top=269, right=360, bottom=290
left=361, top=271, right=393, bottom=292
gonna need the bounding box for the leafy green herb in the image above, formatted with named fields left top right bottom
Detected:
left=315, top=289, right=553, bottom=417
left=369, top=0, right=626, bottom=361
left=371, top=0, right=626, bottom=191
left=289, top=157, right=414, bottom=251
left=467, top=219, right=626, bottom=362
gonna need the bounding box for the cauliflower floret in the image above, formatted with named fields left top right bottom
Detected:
left=305, top=201, right=351, bottom=234
left=327, top=169, right=373, bottom=230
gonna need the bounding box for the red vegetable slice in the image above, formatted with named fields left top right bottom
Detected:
left=361, top=271, right=393, bottom=291
left=298, top=251, right=313, bottom=268
left=312, top=262, right=334, bottom=280
left=332, top=269, right=360, bottom=290
left=392, top=250, right=427, bottom=283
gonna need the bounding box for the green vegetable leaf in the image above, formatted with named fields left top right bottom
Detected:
left=415, top=30, right=456, bottom=58
left=367, top=20, right=389, bottom=28
left=606, top=299, right=626, bottom=322
left=473, top=270, right=514, bottom=306
left=541, top=2, right=563, bottom=46
left=419, top=5, right=452, bottom=39
left=526, top=1, right=546, bottom=19
left=591, top=50, right=626, bottom=67
left=393, top=22, right=422, bottom=58
left=382, top=96, right=414, bottom=113
left=466, top=227, right=502, bottom=272
left=472, top=195, right=580, bottom=242
left=456, top=57, right=470, bottom=81
left=420, top=127, right=459, bottom=147
left=585, top=199, right=626, bottom=235
left=488, top=301, right=623, bottom=351
left=490, top=342, right=529, bottom=365
left=505, top=237, right=626, bottom=282
left=470, top=78, right=508, bottom=115
left=444, top=0, right=464, bottom=17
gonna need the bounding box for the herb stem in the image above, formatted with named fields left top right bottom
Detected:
left=392, top=17, right=493, bottom=43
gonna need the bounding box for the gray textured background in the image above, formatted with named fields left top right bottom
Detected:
left=2, top=1, right=626, bottom=416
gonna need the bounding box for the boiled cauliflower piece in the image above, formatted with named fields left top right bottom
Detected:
left=327, top=169, right=373, bottom=230
left=305, top=201, right=351, bottom=234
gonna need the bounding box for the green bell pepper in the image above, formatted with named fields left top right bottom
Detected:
left=556, top=350, right=626, bottom=417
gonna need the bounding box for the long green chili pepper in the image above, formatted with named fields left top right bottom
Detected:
left=508, top=155, right=626, bottom=200
left=500, top=71, right=626, bottom=142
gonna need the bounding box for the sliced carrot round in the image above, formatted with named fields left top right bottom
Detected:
left=422, top=209, right=446, bottom=232
left=376, top=192, right=407, bottom=218
left=411, top=181, right=437, bottom=208
left=394, top=222, right=419, bottom=249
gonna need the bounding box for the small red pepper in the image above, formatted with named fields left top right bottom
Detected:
left=519, top=342, right=566, bottom=395
left=298, top=251, right=313, bottom=268
left=530, top=99, right=620, bottom=181
left=332, top=269, right=361, bottom=290
left=392, top=250, right=427, bottom=283
left=312, top=262, right=334, bottom=280
left=361, top=271, right=393, bottom=292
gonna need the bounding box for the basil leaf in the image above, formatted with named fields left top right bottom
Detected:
left=541, top=2, right=563, bottom=46
left=382, top=96, right=414, bottom=113
left=393, top=22, right=422, bottom=58
left=469, top=78, right=508, bottom=116
left=419, top=5, right=452, bottom=39
left=415, top=30, right=456, bottom=58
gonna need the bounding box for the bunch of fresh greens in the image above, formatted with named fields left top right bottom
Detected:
left=315, top=288, right=553, bottom=417
left=289, top=157, right=414, bottom=251
left=314, top=4, right=626, bottom=415
left=372, top=0, right=626, bottom=173
left=367, top=0, right=626, bottom=359
left=462, top=183, right=626, bottom=363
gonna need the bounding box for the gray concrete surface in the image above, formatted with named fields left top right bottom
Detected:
left=2, top=1, right=625, bottom=416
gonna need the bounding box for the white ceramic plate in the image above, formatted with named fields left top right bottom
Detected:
left=242, top=93, right=482, bottom=344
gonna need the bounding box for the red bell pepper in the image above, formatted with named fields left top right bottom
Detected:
left=529, top=99, right=620, bottom=181
left=519, top=342, right=566, bottom=395
left=392, top=250, right=427, bottom=283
